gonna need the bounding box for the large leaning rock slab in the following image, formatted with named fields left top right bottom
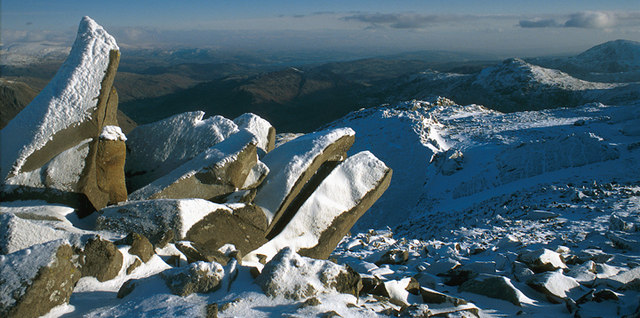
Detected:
left=253, top=127, right=355, bottom=232
left=233, top=113, right=275, bottom=154
left=245, top=151, right=391, bottom=265
left=185, top=203, right=269, bottom=256
left=0, top=240, right=81, bottom=318
left=94, top=126, right=128, bottom=204
left=527, top=270, right=580, bottom=302
left=459, top=274, right=533, bottom=306
left=1, top=17, right=125, bottom=212
left=255, top=247, right=361, bottom=300
left=128, top=129, right=258, bottom=201
left=125, top=112, right=238, bottom=191
left=96, top=199, right=234, bottom=245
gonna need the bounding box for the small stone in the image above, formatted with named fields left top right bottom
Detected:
left=126, top=258, right=142, bottom=275
left=80, top=237, right=123, bottom=282
left=161, top=261, right=225, bottom=296
left=593, top=289, right=619, bottom=302
left=206, top=303, right=218, bottom=318
left=116, top=233, right=154, bottom=263
left=299, top=297, right=321, bottom=308
left=117, top=279, right=138, bottom=299
left=322, top=310, right=342, bottom=318
left=376, top=249, right=409, bottom=266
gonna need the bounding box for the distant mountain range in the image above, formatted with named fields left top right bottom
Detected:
left=3, top=39, right=639, bottom=133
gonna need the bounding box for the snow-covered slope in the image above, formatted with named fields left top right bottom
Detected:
left=571, top=39, right=640, bottom=73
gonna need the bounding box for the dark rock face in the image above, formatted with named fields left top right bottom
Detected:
left=95, top=137, right=128, bottom=205
left=161, top=261, right=225, bottom=296
left=80, top=237, right=123, bottom=282
left=459, top=274, right=525, bottom=306
left=186, top=204, right=268, bottom=256
left=0, top=242, right=81, bottom=318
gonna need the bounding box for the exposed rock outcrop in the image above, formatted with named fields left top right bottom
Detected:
left=161, top=261, right=225, bottom=296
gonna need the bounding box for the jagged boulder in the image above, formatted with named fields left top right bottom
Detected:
left=518, top=248, right=567, bottom=273
left=460, top=274, right=532, bottom=306
left=0, top=240, right=81, bottom=318
left=115, top=232, right=155, bottom=263
left=527, top=270, right=580, bottom=302
left=1, top=17, right=126, bottom=212
left=161, top=261, right=225, bottom=296
left=245, top=151, right=391, bottom=264
left=125, top=112, right=239, bottom=191
left=233, top=113, right=276, bottom=154
left=128, top=129, right=259, bottom=201
left=79, top=237, right=123, bottom=282
left=255, top=247, right=362, bottom=300
left=253, top=127, right=355, bottom=235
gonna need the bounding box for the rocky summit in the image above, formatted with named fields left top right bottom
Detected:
left=2, top=16, right=640, bottom=318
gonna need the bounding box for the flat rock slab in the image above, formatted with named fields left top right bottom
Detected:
left=128, top=129, right=258, bottom=201
left=527, top=270, right=581, bottom=302
left=96, top=198, right=232, bottom=245
left=245, top=151, right=391, bottom=265
left=0, top=213, right=84, bottom=254
left=0, top=240, right=81, bottom=318
left=253, top=127, right=355, bottom=230
left=255, top=247, right=361, bottom=300
left=125, top=112, right=238, bottom=191
left=459, top=274, right=532, bottom=306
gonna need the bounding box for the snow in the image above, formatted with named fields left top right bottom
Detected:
left=0, top=214, right=82, bottom=254
left=99, top=125, right=127, bottom=141
left=233, top=113, right=273, bottom=153
left=0, top=16, right=118, bottom=179
left=244, top=151, right=389, bottom=267
left=253, top=127, right=355, bottom=223
left=4, top=138, right=92, bottom=191
left=0, top=200, right=75, bottom=224
left=96, top=199, right=231, bottom=241
left=125, top=111, right=238, bottom=190
left=128, top=129, right=258, bottom=201
left=242, top=160, right=269, bottom=189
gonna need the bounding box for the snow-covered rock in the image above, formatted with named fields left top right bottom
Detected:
left=255, top=247, right=361, bottom=300
left=527, top=270, right=581, bottom=301
left=245, top=151, right=391, bottom=265
left=0, top=213, right=83, bottom=254
left=518, top=248, right=568, bottom=273
left=253, top=127, right=355, bottom=228
left=128, top=129, right=259, bottom=201
left=125, top=112, right=239, bottom=191
left=161, top=261, right=225, bottom=296
left=233, top=113, right=276, bottom=154
left=0, top=240, right=81, bottom=317
left=96, top=198, right=232, bottom=244
left=459, top=274, right=532, bottom=306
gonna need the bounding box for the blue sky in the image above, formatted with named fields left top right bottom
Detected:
left=3, top=1, right=640, bottom=57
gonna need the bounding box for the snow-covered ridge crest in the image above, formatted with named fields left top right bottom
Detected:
left=0, top=16, right=118, bottom=179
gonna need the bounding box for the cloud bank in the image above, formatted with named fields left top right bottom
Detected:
left=520, top=11, right=640, bottom=29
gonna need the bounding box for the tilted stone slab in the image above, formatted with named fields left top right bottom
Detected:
left=244, top=151, right=391, bottom=265
left=185, top=203, right=269, bottom=256
left=96, top=198, right=232, bottom=245
left=253, top=127, right=355, bottom=233
left=233, top=113, right=276, bottom=154
left=459, top=274, right=533, bottom=306
left=125, top=112, right=238, bottom=191
left=128, top=129, right=258, bottom=201
left=0, top=213, right=84, bottom=255
left=0, top=240, right=81, bottom=318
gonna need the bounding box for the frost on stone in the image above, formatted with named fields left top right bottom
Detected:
left=253, top=127, right=355, bottom=225
left=96, top=199, right=232, bottom=244
left=0, top=214, right=83, bottom=254
left=99, top=125, right=127, bottom=141
left=245, top=151, right=391, bottom=265
left=125, top=112, right=239, bottom=191
left=0, top=16, right=119, bottom=179
left=233, top=113, right=275, bottom=154
left=128, top=129, right=258, bottom=201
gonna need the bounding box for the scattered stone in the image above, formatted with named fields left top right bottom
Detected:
left=443, top=268, right=477, bottom=286
left=299, top=297, right=322, bottom=308
left=125, top=111, right=239, bottom=191
left=598, top=267, right=640, bottom=289
left=518, top=248, right=567, bottom=273
left=527, top=270, right=580, bottom=303
left=425, top=258, right=461, bottom=275
left=512, top=261, right=535, bottom=282
left=375, top=249, right=409, bottom=266
left=117, top=279, right=138, bottom=299
left=245, top=151, right=391, bottom=263
left=459, top=274, right=530, bottom=306
left=175, top=242, right=230, bottom=266
left=255, top=248, right=362, bottom=300
left=253, top=127, right=355, bottom=234
left=115, top=232, right=155, bottom=263
left=206, top=303, right=219, bottom=318
left=419, top=287, right=468, bottom=306
left=361, top=276, right=389, bottom=297
left=129, top=129, right=259, bottom=201
left=523, top=210, right=559, bottom=220
left=567, top=260, right=597, bottom=284
left=126, top=258, right=142, bottom=275
left=79, top=237, right=123, bottom=282
left=321, top=310, right=342, bottom=318
left=594, top=289, right=619, bottom=301
left=399, top=304, right=432, bottom=317
left=0, top=240, right=81, bottom=318
left=577, top=249, right=614, bottom=263
left=607, top=231, right=638, bottom=251
left=161, top=261, right=225, bottom=296
left=413, top=272, right=438, bottom=289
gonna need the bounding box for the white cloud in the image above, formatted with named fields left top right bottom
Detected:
left=564, top=11, right=617, bottom=28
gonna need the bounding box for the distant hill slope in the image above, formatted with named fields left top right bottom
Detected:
left=383, top=58, right=640, bottom=112
left=0, top=79, right=137, bottom=133
left=527, top=39, right=640, bottom=83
